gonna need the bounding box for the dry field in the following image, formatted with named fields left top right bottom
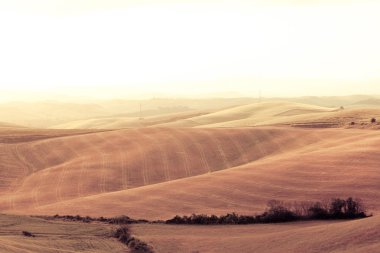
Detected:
left=0, top=214, right=127, bottom=253
left=1, top=126, right=380, bottom=219
left=0, top=100, right=380, bottom=252
left=131, top=216, right=380, bottom=253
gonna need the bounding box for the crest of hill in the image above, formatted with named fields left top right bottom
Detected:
left=51, top=110, right=211, bottom=129
left=0, top=98, right=256, bottom=128
left=157, top=101, right=336, bottom=127
left=50, top=101, right=337, bottom=129
left=158, top=101, right=380, bottom=128
left=1, top=96, right=379, bottom=129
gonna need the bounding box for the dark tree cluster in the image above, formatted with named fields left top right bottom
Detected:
left=166, top=198, right=368, bottom=225
left=167, top=213, right=256, bottom=225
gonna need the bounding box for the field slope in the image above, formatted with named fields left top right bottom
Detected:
left=0, top=214, right=127, bottom=253
left=0, top=126, right=379, bottom=220
left=132, top=216, right=380, bottom=253
left=1, top=121, right=380, bottom=253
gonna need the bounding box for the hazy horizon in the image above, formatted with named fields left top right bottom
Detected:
left=1, top=0, right=380, bottom=102
left=1, top=90, right=380, bottom=104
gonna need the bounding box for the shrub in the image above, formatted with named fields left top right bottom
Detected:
left=326, top=197, right=366, bottom=219
left=129, top=238, right=152, bottom=253
left=329, top=198, right=346, bottom=218
left=113, top=226, right=131, bottom=244
left=22, top=231, right=35, bottom=237
left=113, top=226, right=154, bottom=253
left=308, top=202, right=329, bottom=219
left=45, top=214, right=141, bottom=224
left=343, top=197, right=366, bottom=218
left=261, top=200, right=298, bottom=223
left=108, top=215, right=136, bottom=224
left=371, top=118, right=376, bottom=123
left=166, top=215, right=186, bottom=224
left=221, top=213, right=239, bottom=224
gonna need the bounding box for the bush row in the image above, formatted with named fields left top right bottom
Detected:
left=166, top=197, right=369, bottom=225
left=41, top=197, right=368, bottom=226
left=43, top=214, right=148, bottom=224
left=112, top=226, right=154, bottom=253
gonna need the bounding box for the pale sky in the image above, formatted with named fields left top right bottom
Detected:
left=0, top=0, right=379, bottom=101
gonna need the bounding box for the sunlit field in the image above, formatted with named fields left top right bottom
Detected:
left=1, top=1, right=380, bottom=252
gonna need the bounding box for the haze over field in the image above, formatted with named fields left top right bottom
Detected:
left=1, top=0, right=380, bottom=253
left=1, top=0, right=380, bottom=101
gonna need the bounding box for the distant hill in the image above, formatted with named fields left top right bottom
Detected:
left=1, top=95, right=380, bottom=128
left=283, top=95, right=377, bottom=107
left=157, top=101, right=336, bottom=128
left=352, top=98, right=380, bottom=107
left=0, top=98, right=257, bottom=128
left=0, top=121, right=27, bottom=129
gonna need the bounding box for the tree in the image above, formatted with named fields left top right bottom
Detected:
left=308, top=202, right=329, bottom=219
left=371, top=118, right=376, bottom=123
left=330, top=198, right=346, bottom=218
left=345, top=197, right=358, bottom=218
left=264, top=200, right=297, bottom=222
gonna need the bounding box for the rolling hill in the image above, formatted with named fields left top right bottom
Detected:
left=51, top=110, right=211, bottom=129
left=0, top=98, right=256, bottom=128
left=1, top=99, right=380, bottom=253
left=46, top=101, right=380, bottom=129
left=0, top=126, right=379, bottom=220
left=157, top=101, right=337, bottom=127
left=2, top=97, right=379, bottom=129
